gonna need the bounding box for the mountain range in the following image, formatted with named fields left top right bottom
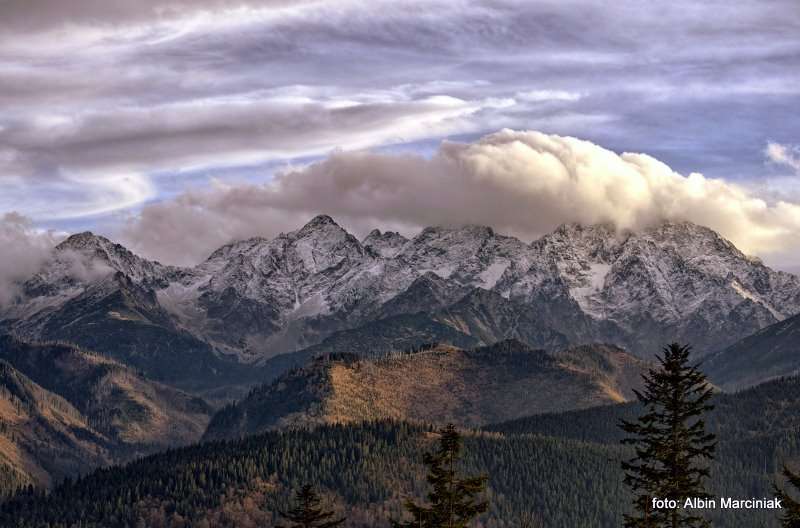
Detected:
left=2, top=215, right=798, bottom=394
left=705, top=310, right=800, bottom=390
left=1, top=214, right=800, bottom=503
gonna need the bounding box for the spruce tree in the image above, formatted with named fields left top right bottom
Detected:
left=518, top=511, right=544, bottom=527
left=277, top=484, right=345, bottom=528
left=619, top=343, right=717, bottom=528
left=394, top=424, right=488, bottom=528
left=776, top=465, right=800, bottom=528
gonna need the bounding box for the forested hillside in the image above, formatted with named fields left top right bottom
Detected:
left=0, top=335, right=214, bottom=493
left=204, top=340, right=647, bottom=440
left=705, top=312, right=800, bottom=390
left=4, top=373, right=798, bottom=528
left=0, top=360, right=109, bottom=495
left=0, top=421, right=632, bottom=528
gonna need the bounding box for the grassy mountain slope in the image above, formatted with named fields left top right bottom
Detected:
left=0, top=335, right=213, bottom=447
left=204, top=340, right=648, bottom=440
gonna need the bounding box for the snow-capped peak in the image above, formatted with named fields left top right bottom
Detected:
left=7, top=215, right=800, bottom=363
left=296, top=214, right=341, bottom=234
left=363, top=229, right=408, bottom=258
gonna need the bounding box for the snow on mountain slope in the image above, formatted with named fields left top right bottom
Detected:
left=362, top=229, right=408, bottom=258
left=3, top=232, right=184, bottom=322
left=154, top=215, right=381, bottom=358
left=395, top=225, right=534, bottom=287
left=4, top=215, right=800, bottom=367
left=511, top=221, right=800, bottom=355
left=154, top=220, right=543, bottom=360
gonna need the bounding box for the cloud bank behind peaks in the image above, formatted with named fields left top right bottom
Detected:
left=125, top=130, right=800, bottom=266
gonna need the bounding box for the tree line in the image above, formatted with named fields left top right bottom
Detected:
left=282, top=343, right=800, bottom=528
left=2, top=343, right=799, bottom=527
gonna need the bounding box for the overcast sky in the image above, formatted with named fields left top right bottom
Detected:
left=1, top=0, right=800, bottom=270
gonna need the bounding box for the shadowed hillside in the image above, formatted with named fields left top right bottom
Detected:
left=0, top=335, right=214, bottom=493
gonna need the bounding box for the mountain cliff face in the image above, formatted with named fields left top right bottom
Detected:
left=2, top=216, right=798, bottom=389
left=203, top=340, right=649, bottom=440
left=517, top=222, right=800, bottom=354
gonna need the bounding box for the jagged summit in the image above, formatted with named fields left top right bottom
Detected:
left=204, top=236, right=270, bottom=262
left=301, top=213, right=339, bottom=228
left=549, top=221, right=617, bottom=237
left=56, top=231, right=160, bottom=265
left=414, top=223, right=496, bottom=242
left=44, top=229, right=179, bottom=290
left=5, top=215, right=800, bottom=369
left=363, top=229, right=408, bottom=258
left=55, top=230, right=108, bottom=250
left=202, top=216, right=345, bottom=264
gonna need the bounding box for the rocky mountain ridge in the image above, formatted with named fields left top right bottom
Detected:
left=2, top=216, right=799, bottom=388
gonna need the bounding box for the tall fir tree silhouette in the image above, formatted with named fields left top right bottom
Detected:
left=277, top=484, right=345, bottom=528
left=394, top=424, right=488, bottom=528
left=619, top=343, right=717, bottom=528
left=776, top=465, right=800, bottom=528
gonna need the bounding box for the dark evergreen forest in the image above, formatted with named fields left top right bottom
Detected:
left=2, top=375, right=798, bottom=528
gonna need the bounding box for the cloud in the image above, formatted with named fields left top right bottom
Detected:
left=2, top=0, right=800, bottom=227
left=0, top=90, right=498, bottom=219
left=0, top=94, right=491, bottom=174
left=765, top=141, right=800, bottom=173
left=0, top=1, right=317, bottom=34
left=516, top=90, right=583, bottom=102
left=58, top=250, right=115, bottom=284
left=123, top=129, right=800, bottom=266
left=0, top=213, right=60, bottom=307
